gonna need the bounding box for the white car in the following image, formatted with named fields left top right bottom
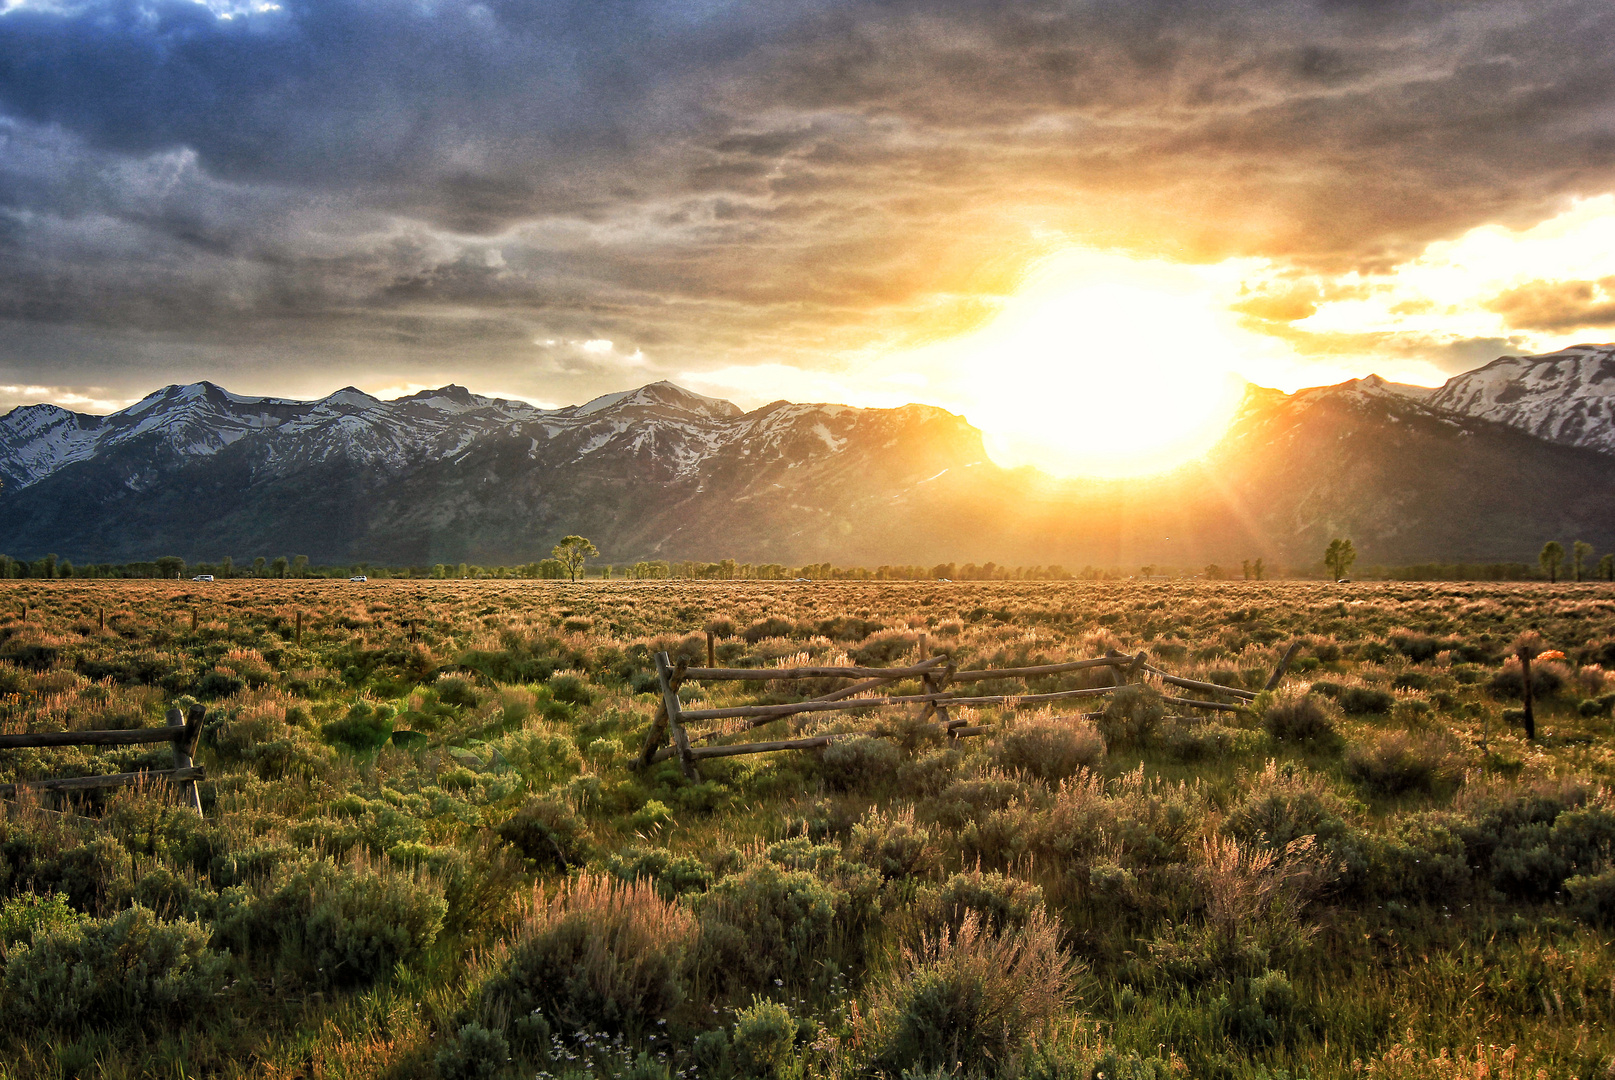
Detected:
left=191, top=574, right=214, bottom=582
left=349, top=575, right=369, bottom=582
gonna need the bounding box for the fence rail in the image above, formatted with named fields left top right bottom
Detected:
left=0, top=704, right=206, bottom=812
left=638, top=641, right=1292, bottom=778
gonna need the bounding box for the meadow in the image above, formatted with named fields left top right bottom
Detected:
left=0, top=577, right=1612, bottom=1080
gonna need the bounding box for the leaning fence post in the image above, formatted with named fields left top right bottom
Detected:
left=1264, top=641, right=1302, bottom=691
left=655, top=651, right=698, bottom=780
left=168, top=705, right=205, bottom=814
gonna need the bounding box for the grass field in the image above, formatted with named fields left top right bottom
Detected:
left=0, top=578, right=1612, bottom=1080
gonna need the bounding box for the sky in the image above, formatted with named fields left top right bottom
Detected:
left=5, top=0, right=1615, bottom=474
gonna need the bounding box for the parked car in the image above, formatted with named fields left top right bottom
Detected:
left=349, top=575, right=368, bottom=582
left=191, top=574, right=214, bottom=582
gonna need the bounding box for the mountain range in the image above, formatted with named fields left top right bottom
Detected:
left=3, top=344, right=1615, bottom=568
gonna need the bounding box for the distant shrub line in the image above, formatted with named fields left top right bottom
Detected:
left=0, top=553, right=1578, bottom=582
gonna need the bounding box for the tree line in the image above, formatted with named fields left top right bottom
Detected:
left=6, top=534, right=1614, bottom=583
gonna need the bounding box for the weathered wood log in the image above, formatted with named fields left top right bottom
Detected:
left=1144, top=666, right=1258, bottom=701
left=679, top=684, right=1121, bottom=723
left=656, top=651, right=699, bottom=780
left=638, top=701, right=670, bottom=766
left=1264, top=642, right=1303, bottom=691
left=658, top=720, right=1002, bottom=763
left=0, top=726, right=186, bottom=749
left=693, top=662, right=947, bottom=744
left=949, top=655, right=1137, bottom=682
left=681, top=658, right=947, bottom=681
left=0, top=767, right=206, bottom=796
left=1160, top=695, right=1250, bottom=713
left=169, top=704, right=206, bottom=814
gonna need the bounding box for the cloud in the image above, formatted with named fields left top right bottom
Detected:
left=3, top=0, right=1615, bottom=406
left=1485, top=278, right=1615, bottom=333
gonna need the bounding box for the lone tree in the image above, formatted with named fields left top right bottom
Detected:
left=1539, top=541, right=1565, bottom=583
left=552, top=535, right=599, bottom=582
left=1324, top=538, right=1356, bottom=581
left=1601, top=553, right=1615, bottom=582
left=1573, top=540, right=1594, bottom=582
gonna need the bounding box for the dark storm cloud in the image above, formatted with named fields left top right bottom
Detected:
left=2, top=0, right=1615, bottom=402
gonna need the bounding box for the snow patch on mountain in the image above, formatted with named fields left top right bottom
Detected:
left=1428, top=344, right=1615, bottom=454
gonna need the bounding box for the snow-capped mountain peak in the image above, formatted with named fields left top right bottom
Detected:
left=1428, top=343, right=1615, bottom=454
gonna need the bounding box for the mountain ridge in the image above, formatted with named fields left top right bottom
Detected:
left=4, top=345, right=1615, bottom=567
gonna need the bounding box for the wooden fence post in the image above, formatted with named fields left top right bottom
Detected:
left=1519, top=647, right=1537, bottom=741
left=655, top=651, right=698, bottom=780
left=706, top=631, right=716, bottom=669
left=168, top=705, right=206, bottom=814
left=98, top=607, right=105, bottom=631
left=190, top=610, right=198, bottom=632
left=1264, top=641, right=1302, bottom=691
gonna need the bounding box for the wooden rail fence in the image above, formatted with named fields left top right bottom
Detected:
left=638, top=641, right=1297, bottom=779
left=0, top=704, right=206, bottom=812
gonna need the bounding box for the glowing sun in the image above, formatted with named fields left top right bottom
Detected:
left=953, top=251, right=1265, bottom=478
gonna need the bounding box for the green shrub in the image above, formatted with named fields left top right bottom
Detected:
left=3, top=905, right=226, bottom=1029
left=1223, top=762, right=1356, bottom=859
left=2, top=832, right=135, bottom=911
left=435, top=1022, right=511, bottom=1080
left=819, top=736, right=901, bottom=792
left=496, top=797, right=589, bottom=869
left=437, top=677, right=482, bottom=707
left=732, top=997, right=801, bottom=1080
left=1566, top=868, right=1615, bottom=926
left=1338, top=686, right=1395, bottom=715
left=1344, top=732, right=1462, bottom=797
left=475, top=874, right=696, bottom=1031
left=860, top=911, right=1074, bottom=1077
left=698, top=860, right=875, bottom=992
left=605, top=845, right=714, bottom=899
left=1087, top=1051, right=1172, bottom=1080
left=993, top=716, right=1105, bottom=781
left=1487, top=658, right=1567, bottom=700
left=221, top=856, right=446, bottom=987
left=0, top=891, right=85, bottom=953
left=895, top=749, right=960, bottom=798
left=1096, top=685, right=1165, bottom=751
left=1486, top=805, right=1615, bottom=899
left=850, top=632, right=917, bottom=666
left=1261, top=692, right=1337, bottom=745
left=1361, top=812, right=1473, bottom=902
left=321, top=701, right=396, bottom=752
left=548, top=673, right=595, bottom=706
left=926, top=771, right=1043, bottom=833
left=848, top=805, right=937, bottom=880
left=931, top=869, right=1044, bottom=933
left=744, top=618, right=796, bottom=644
left=1158, top=719, right=1264, bottom=762
left=1214, top=969, right=1302, bottom=1047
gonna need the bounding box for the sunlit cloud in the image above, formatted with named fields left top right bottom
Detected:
left=1246, top=197, right=1615, bottom=382
left=0, top=385, right=137, bottom=413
